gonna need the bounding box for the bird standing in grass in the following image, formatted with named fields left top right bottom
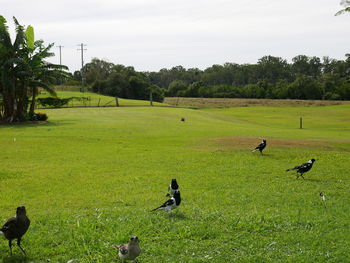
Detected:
left=0, top=206, right=30, bottom=255
left=286, top=159, right=317, bottom=179
left=181, top=117, right=185, bottom=122
left=166, top=179, right=179, bottom=197
left=152, top=190, right=181, bottom=212
left=113, top=236, right=141, bottom=262
left=252, top=139, right=267, bottom=154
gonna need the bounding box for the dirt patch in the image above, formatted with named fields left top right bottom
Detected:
left=198, top=136, right=350, bottom=152
left=164, top=97, right=350, bottom=108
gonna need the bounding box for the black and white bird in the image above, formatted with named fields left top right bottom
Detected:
left=320, top=192, right=326, bottom=201
left=113, top=236, right=141, bottom=262
left=166, top=179, right=179, bottom=197
left=181, top=118, right=185, bottom=122
left=252, top=139, right=267, bottom=154
left=0, top=206, right=30, bottom=255
left=286, top=159, right=317, bottom=179
left=151, top=190, right=181, bottom=212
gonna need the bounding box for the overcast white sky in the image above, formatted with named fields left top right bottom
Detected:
left=2, top=0, right=349, bottom=72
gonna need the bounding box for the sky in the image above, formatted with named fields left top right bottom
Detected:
left=2, top=0, right=349, bottom=73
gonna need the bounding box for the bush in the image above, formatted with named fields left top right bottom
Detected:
left=29, top=112, right=48, bottom=121
left=37, top=97, right=71, bottom=108
left=35, top=112, right=48, bottom=121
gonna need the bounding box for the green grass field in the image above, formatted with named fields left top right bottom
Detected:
left=1, top=103, right=350, bottom=262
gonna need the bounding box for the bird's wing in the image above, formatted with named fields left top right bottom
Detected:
left=0, top=217, right=16, bottom=232
left=286, top=164, right=301, bottom=171
left=114, top=244, right=128, bottom=255
left=164, top=198, right=175, bottom=207
left=151, top=198, right=175, bottom=211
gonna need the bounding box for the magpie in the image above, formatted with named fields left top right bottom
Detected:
left=286, top=159, right=317, bottom=179
left=166, top=179, right=179, bottom=197
left=151, top=190, right=181, bottom=212
left=252, top=139, right=267, bottom=154
left=181, top=118, right=185, bottom=122
left=0, top=206, right=30, bottom=255
left=113, top=236, right=141, bottom=262
left=320, top=192, right=326, bottom=201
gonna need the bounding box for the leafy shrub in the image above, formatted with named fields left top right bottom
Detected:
left=35, top=112, right=48, bottom=121
left=37, top=97, right=71, bottom=108
left=28, top=112, right=48, bottom=121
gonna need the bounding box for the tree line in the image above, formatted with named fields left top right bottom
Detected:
left=75, top=54, right=350, bottom=101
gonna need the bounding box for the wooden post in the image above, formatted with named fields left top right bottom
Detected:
left=300, top=117, right=303, bottom=129
left=150, top=91, right=153, bottom=106
left=115, top=96, right=119, bottom=107
left=98, top=98, right=101, bottom=107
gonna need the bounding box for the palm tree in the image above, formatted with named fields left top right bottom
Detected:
left=26, top=41, right=69, bottom=116
left=335, top=0, right=350, bottom=15
left=0, top=16, right=27, bottom=122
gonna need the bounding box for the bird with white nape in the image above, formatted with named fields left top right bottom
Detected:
left=152, top=190, right=181, bottom=213
left=286, top=159, right=317, bottom=179
left=252, top=139, right=266, bottom=155
left=166, top=178, right=179, bottom=197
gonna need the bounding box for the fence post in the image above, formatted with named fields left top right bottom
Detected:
left=115, top=96, right=119, bottom=107
left=150, top=91, right=153, bottom=106
left=300, top=117, right=303, bottom=129
left=98, top=98, right=101, bottom=107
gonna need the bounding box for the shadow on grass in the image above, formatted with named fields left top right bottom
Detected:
left=2, top=120, right=73, bottom=129
left=166, top=211, right=187, bottom=220
left=2, top=254, right=28, bottom=263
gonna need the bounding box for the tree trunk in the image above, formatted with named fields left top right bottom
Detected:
left=29, top=87, right=37, bottom=116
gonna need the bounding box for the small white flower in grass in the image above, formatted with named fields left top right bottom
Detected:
left=13, top=138, right=16, bottom=142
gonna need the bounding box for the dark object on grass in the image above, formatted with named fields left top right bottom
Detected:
left=286, top=159, right=317, bottom=179
left=152, top=190, right=181, bottom=212
left=320, top=192, right=326, bottom=201
left=0, top=206, right=30, bottom=255
left=181, top=117, right=185, bottom=122
left=113, top=236, right=141, bottom=262
left=252, top=139, right=266, bottom=154
left=166, top=178, right=179, bottom=197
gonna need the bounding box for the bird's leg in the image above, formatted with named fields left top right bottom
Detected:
left=17, top=238, right=26, bottom=255
left=300, top=174, right=305, bottom=180
left=8, top=240, right=12, bottom=255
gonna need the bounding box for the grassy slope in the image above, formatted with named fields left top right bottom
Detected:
left=38, top=91, right=164, bottom=107
left=0, top=105, right=350, bottom=262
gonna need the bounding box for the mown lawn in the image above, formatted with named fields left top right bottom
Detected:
left=37, top=91, right=164, bottom=107
left=0, top=104, right=349, bottom=262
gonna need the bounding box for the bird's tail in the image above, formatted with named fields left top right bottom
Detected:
left=286, top=168, right=293, bottom=172
left=0, top=231, right=3, bottom=235
left=112, top=244, right=122, bottom=249
left=251, top=149, right=257, bottom=152
left=151, top=206, right=161, bottom=212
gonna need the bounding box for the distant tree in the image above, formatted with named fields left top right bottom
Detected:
left=82, top=58, right=113, bottom=85
left=167, top=80, right=187, bottom=96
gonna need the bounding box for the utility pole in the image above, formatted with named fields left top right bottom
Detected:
left=77, top=43, right=87, bottom=92
left=56, top=45, right=64, bottom=85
